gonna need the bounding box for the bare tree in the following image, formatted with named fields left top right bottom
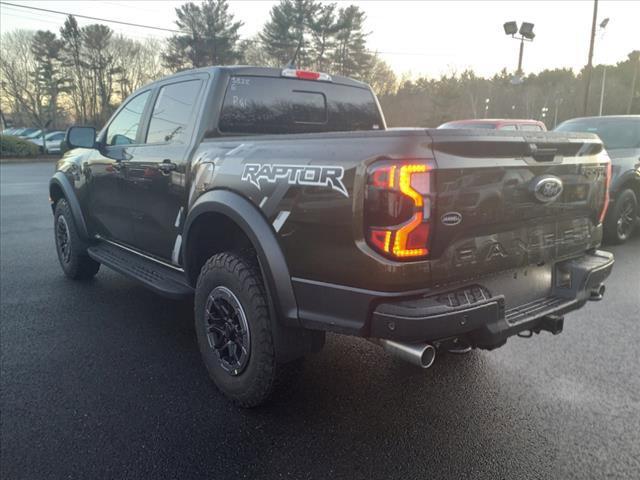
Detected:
left=111, top=37, right=166, bottom=101
left=0, top=30, right=47, bottom=128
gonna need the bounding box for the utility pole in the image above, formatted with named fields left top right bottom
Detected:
left=597, top=18, right=610, bottom=117
left=627, top=51, right=640, bottom=114
left=582, top=0, right=598, bottom=115
left=598, top=67, right=607, bottom=116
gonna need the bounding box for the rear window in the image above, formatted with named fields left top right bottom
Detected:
left=555, top=118, right=640, bottom=149
left=218, top=76, right=382, bottom=134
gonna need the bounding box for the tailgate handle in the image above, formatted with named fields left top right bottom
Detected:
left=527, top=143, right=558, bottom=162
left=158, top=159, right=177, bottom=174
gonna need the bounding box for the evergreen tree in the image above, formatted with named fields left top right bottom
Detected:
left=259, top=0, right=319, bottom=68
left=163, top=0, right=243, bottom=71
left=82, top=24, right=116, bottom=123
left=60, top=15, right=87, bottom=123
left=308, top=3, right=338, bottom=71
left=332, top=5, right=372, bottom=79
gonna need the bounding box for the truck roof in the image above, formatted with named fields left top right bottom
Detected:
left=144, top=65, right=370, bottom=89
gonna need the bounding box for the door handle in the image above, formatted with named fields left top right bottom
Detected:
left=158, top=159, right=177, bottom=174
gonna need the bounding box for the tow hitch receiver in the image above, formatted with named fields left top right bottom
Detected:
left=535, top=314, right=564, bottom=335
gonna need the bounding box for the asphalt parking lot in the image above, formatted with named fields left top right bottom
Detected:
left=1, top=161, right=639, bottom=480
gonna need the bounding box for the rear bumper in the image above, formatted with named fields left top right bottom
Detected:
left=294, top=250, right=614, bottom=349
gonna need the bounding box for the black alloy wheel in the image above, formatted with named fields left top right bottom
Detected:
left=616, top=194, right=636, bottom=241
left=56, top=215, right=72, bottom=265
left=204, top=286, right=251, bottom=376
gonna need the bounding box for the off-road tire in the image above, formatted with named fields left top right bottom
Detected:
left=54, top=199, right=100, bottom=280
left=195, top=252, right=282, bottom=408
left=605, top=188, right=637, bottom=245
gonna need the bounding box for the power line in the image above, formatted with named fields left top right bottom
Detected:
left=1, top=4, right=164, bottom=43
left=0, top=1, right=453, bottom=59
left=0, top=1, right=181, bottom=34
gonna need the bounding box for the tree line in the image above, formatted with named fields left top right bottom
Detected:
left=381, top=56, right=639, bottom=128
left=1, top=0, right=638, bottom=132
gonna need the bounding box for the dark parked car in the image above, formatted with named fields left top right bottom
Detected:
left=555, top=115, right=640, bottom=243
left=438, top=118, right=547, bottom=131
left=50, top=66, right=613, bottom=407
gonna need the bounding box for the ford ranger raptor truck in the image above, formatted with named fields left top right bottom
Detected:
left=50, top=66, right=615, bottom=407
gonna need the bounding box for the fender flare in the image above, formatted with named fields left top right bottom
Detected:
left=182, top=190, right=299, bottom=327
left=49, top=172, right=89, bottom=240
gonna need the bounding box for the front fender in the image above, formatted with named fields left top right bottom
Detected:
left=49, top=171, right=89, bottom=240
left=182, top=189, right=299, bottom=326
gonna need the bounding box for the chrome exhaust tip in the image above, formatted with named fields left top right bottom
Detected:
left=589, top=284, right=605, bottom=301
left=376, top=339, right=436, bottom=369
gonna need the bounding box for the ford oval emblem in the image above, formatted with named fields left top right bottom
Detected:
left=533, top=176, right=563, bottom=203
left=441, top=212, right=462, bottom=226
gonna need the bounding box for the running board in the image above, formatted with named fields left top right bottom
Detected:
left=87, top=242, right=193, bottom=299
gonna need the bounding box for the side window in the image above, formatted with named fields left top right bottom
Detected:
left=499, top=124, right=517, bottom=130
left=105, top=91, right=150, bottom=146
left=521, top=124, right=544, bottom=131
left=146, top=80, right=203, bottom=144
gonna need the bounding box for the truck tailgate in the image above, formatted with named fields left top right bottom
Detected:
left=426, top=129, right=609, bottom=286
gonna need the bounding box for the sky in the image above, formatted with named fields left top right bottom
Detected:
left=1, top=0, right=639, bottom=78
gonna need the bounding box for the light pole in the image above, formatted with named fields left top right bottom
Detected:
left=598, top=17, right=610, bottom=116
left=484, top=98, right=490, bottom=118
left=503, top=21, right=536, bottom=85
left=540, top=107, right=549, bottom=124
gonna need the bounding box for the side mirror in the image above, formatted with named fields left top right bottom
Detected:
left=66, top=126, right=96, bottom=150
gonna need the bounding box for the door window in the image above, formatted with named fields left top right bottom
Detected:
left=146, top=80, right=203, bottom=144
left=498, top=124, right=517, bottom=130
left=105, top=91, right=151, bottom=146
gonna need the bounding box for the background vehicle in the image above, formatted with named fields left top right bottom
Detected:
left=7, top=127, right=27, bottom=136
left=555, top=115, right=640, bottom=244
left=22, top=129, right=43, bottom=140
left=16, top=127, right=39, bottom=138
left=51, top=66, right=613, bottom=407
left=29, top=131, right=65, bottom=153
left=438, top=118, right=547, bottom=131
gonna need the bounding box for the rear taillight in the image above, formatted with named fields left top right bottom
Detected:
left=365, top=160, right=433, bottom=260
left=599, top=159, right=612, bottom=224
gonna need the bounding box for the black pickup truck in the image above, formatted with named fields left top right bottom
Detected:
left=51, top=66, right=614, bottom=407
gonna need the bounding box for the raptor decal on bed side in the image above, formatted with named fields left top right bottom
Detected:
left=241, top=163, right=349, bottom=198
